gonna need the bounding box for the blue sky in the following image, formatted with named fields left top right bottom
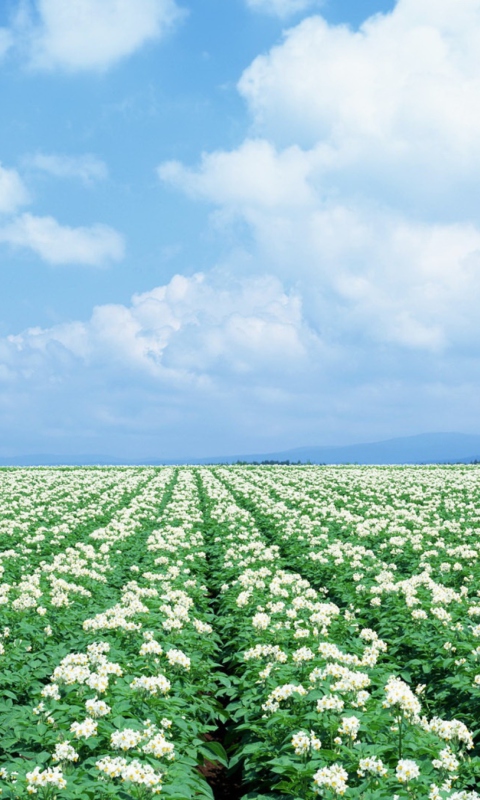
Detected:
left=2, top=0, right=480, bottom=459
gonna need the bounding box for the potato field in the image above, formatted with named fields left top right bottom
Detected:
left=1, top=465, right=480, bottom=800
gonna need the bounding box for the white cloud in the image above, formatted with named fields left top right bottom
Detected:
left=237, top=2, right=480, bottom=212
left=158, top=0, right=480, bottom=356
left=161, top=141, right=480, bottom=351
left=2, top=267, right=480, bottom=457
left=0, top=164, right=30, bottom=214
left=313, top=210, right=480, bottom=351
left=0, top=213, right=125, bottom=266
left=4, top=272, right=319, bottom=381
left=22, top=0, right=184, bottom=72
left=159, top=139, right=315, bottom=211
left=245, top=0, right=320, bottom=18
left=0, top=28, right=13, bottom=59
left=27, top=152, right=108, bottom=183
left=4, top=0, right=480, bottom=455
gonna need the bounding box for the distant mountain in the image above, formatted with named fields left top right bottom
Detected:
left=216, top=432, right=480, bottom=465
left=1, top=432, right=480, bottom=466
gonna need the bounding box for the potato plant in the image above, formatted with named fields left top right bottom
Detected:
left=1, top=465, right=480, bottom=800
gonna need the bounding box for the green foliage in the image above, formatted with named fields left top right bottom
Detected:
left=2, top=464, right=480, bottom=799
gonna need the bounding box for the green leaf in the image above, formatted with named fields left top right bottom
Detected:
left=198, top=741, right=228, bottom=767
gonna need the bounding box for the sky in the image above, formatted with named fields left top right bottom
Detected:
left=1, top=0, right=480, bottom=459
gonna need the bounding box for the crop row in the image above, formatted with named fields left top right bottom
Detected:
left=215, top=465, right=480, bottom=724
left=0, top=469, right=224, bottom=800
left=199, top=468, right=480, bottom=799
left=1, top=465, right=480, bottom=800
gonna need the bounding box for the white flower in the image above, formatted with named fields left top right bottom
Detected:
left=192, top=619, right=213, bottom=633
left=118, top=759, right=163, bottom=791
left=130, top=675, right=171, bottom=695
left=317, top=694, right=345, bottom=713
left=70, top=718, right=98, bottom=739
left=262, top=683, right=307, bottom=714
left=358, top=756, right=387, bottom=777
left=292, top=646, right=315, bottom=663
left=140, top=640, right=163, bottom=656
left=85, top=697, right=111, bottom=718
left=383, top=676, right=421, bottom=717
left=244, top=644, right=287, bottom=663
left=432, top=746, right=460, bottom=773
left=111, top=728, right=144, bottom=751
left=41, top=684, right=61, bottom=701
left=26, top=766, right=67, bottom=791
left=166, top=649, right=191, bottom=670
left=313, top=763, right=348, bottom=795
left=95, top=756, right=128, bottom=779
left=291, top=731, right=310, bottom=756
left=396, top=759, right=420, bottom=783
left=412, top=609, right=428, bottom=619
left=252, top=612, right=270, bottom=630
left=424, top=717, right=474, bottom=749
left=85, top=672, right=109, bottom=693
left=143, top=733, right=175, bottom=760
left=338, top=715, right=361, bottom=741
left=52, top=742, right=79, bottom=763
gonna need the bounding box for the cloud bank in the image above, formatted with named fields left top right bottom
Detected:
left=2, top=269, right=480, bottom=457
left=0, top=273, right=328, bottom=455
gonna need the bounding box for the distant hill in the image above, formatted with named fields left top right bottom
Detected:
left=214, top=432, right=480, bottom=465
left=1, top=432, right=480, bottom=466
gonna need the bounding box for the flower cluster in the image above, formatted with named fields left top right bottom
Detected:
left=2, top=463, right=480, bottom=800
left=313, top=763, right=349, bottom=795
left=26, top=766, right=67, bottom=794
left=291, top=730, right=322, bottom=755
left=96, top=757, right=163, bottom=793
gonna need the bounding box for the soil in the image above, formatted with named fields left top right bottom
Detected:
left=198, top=730, right=243, bottom=800
left=198, top=758, right=243, bottom=800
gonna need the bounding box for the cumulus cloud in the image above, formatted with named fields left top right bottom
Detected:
left=4, top=272, right=317, bottom=378
left=159, top=139, right=315, bottom=211
left=0, top=213, right=125, bottom=266
left=238, top=2, right=480, bottom=213
left=245, top=0, right=321, bottom=18
left=4, top=0, right=480, bottom=455
left=158, top=0, right=480, bottom=358
left=0, top=272, right=325, bottom=454
left=0, top=164, right=30, bottom=214
left=161, top=143, right=480, bottom=351
left=19, top=0, right=184, bottom=72
left=1, top=268, right=480, bottom=457
left=26, top=152, right=108, bottom=184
